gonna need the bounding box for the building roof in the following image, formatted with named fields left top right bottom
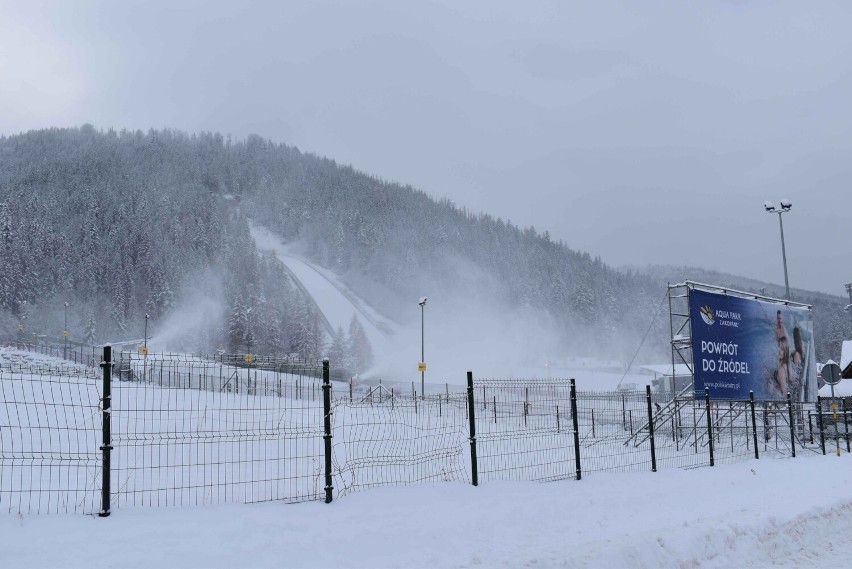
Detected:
left=639, top=364, right=692, bottom=377
left=819, top=379, right=852, bottom=397
left=841, top=341, right=852, bottom=379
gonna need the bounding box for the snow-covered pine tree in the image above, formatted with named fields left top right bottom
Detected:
left=348, top=315, right=372, bottom=372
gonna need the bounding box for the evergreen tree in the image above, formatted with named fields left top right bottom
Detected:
left=83, top=311, right=96, bottom=345
left=348, top=316, right=372, bottom=372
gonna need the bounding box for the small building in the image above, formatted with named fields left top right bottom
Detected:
left=641, top=364, right=693, bottom=395
left=818, top=342, right=852, bottom=409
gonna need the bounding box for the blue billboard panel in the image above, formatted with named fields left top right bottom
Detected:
left=689, top=288, right=817, bottom=401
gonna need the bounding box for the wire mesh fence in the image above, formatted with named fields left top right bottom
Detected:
left=111, top=352, right=327, bottom=507
left=331, top=393, right=470, bottom=496
left=0, top=366, right=102, bottom=514
left=1, top=344, right=846, bottom=516
left=811, top=398, right=852, bottom=456
left=579, top=389, right=657, bottom=474
left=473, top=379, right=578, bottom=482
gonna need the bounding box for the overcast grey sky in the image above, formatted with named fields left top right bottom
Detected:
left=1, top=0, right=850, bottom=295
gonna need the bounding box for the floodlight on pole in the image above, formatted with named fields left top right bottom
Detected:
left=764, top=200, right=793, bottom=300
left=845, top=283, right=852, bottom=324
left=418, top=297, right=427, bottom=399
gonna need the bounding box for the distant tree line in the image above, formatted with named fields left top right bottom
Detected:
left=0, top=126, right=847, bottom=367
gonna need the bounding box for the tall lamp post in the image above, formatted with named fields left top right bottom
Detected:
left=418, top=297, right=427, bottom=398
left=143, top=313, right=149, bottom=382
left=845, top=283, right=852, bottom=325
left=63, top=302, right=68, bottom=360
left=763, top=200, right=793, bottom=300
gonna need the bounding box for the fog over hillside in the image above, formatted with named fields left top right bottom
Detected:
left=0, top=127, right=849, bottom=379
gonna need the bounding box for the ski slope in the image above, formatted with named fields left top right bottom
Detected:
left=249, top=223, right=395, bottom=366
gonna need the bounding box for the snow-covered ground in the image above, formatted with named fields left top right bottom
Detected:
left=2, top=454, right=850, bottom=568
left=4, top=347, right=852, bottom=567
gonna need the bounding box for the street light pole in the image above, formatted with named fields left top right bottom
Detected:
left=764, top=200, right=793, bottom=300
left=845, top=283, right=852, bottom=325
left=144, top=313, right=149, bottom=382
left=419, top=297, right=427, bottom=399
left=63, top=302, right=68, bottom=360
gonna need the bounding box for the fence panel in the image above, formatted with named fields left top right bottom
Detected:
left=579, top=390, right=656, bottom=474
left=331, top=393, right=470, bottom=496
left=813, top=399, right=850, bottom=456
left=111, top=353, right=327, bottom=506
left=0, top=365, right=102, bottom=514
left=473, top=380, right=577, bottom=482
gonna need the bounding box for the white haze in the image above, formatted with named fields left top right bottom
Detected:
left=148, top=270, right=225, bottom=354
left=1, top=1, right=850, bottom=294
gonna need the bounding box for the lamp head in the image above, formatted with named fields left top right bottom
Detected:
left=418, top=297, right=427, bottom=306
left=764, top=201, right=775, bottom=212
left=779, top=199, right=792, bottom=211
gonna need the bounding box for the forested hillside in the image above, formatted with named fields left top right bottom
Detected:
left=0, top=126, right=324, bottom=357
left=0, top=126, right=847, bottom=366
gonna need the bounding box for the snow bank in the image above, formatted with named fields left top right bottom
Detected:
left=2, top=455, right=850, bottom=568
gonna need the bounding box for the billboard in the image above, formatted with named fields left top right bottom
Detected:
left=689, top=288, right=817, bottom=401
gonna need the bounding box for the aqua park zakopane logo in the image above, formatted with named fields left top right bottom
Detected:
left=700, top=305, right=715, bottom=325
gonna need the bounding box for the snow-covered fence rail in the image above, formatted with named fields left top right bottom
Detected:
left=8, top=340, right=99, bottom=368
left=116, top=351, right=327, bottom=400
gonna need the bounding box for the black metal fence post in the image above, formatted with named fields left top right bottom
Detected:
left=466, top=371, right=478, bottom=486
left=570, top=379, right=581, bottom=480
left=844, top=400, right=850, bottom=453
left=645, top=385, right=657, bottom=472
left=99, top=345, right=113, bottom=517
left=704, top=388, right=714, bottom=467
left=808, top=411, right=814, bottom=444
left=749, top=391, right=759, bottom=459
left=786, top=392, right=796, bottom=457
left=322, top=358, right=333, bottom=503
left=816, top=397, right=826, bottom=455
